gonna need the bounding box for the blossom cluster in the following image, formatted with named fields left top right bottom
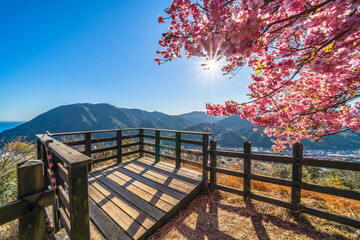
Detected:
left=157, top=0, right=360, bottom=151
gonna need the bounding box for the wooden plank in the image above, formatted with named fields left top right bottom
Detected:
left=300, top=182, right=360, bottom=200
left=122, top=164, right=193, bottom=194
left=89, top=178, right=156, bottom=230
left=211, top=166, right=245, bottom=178
left=91, top=145, right=117, bottom=154
left=250, top=173, right=293, bottom=187
left=143, top=134, right=155, bottom=139
left=0, top=189, right=55, bottom=226
left=91, top=137, right=117, bottom=144
left=122, top=150, right=140, bottom=157
left=59, top=207, right=71, bottom=237
left=181, top=158, right=203, bottom=168
left=133, top=159, right=201, bottom=185
left=89, top=199, right=132, bottom=240
left=182, top=148, right=202, bottom=156
left=122, top=134, right=140, bottom=139
left=140, top=128, right=212, bottom=135
left=181, top=139, right=202, bottom=145
left=302, top=206, right=360, bottom=229
left=159, top=136, right=176, bottom=142
left=89, top=184, right=147, bottom=239
left=251, top=153, right=294, bottom=164
left=301, top=158, right=360, bottom=171
left=89, top=174, right=165, bottom=221
left=58, top=185, right=69, bottom=211
left=57, top=162, right=69, bottom=184
left=202, top=134, right=209, bottom=180
left=64, top=140, right=85, bottom=147
left=92, top=169, right=173, bottom=212
left=214, top=184, right=245, bottom=196
left=36, top=135, right=92, bottom=168
left=136, top=157, right=202, bottom=182
left=175, top=132, right=181, bottom=169
left=115, top=166, right=186, bottom=200
left=94, top=165, right=181, bottom=206
left=214, top=150, right=245, bottom=158
left=123, top=142, right=140, bottom=148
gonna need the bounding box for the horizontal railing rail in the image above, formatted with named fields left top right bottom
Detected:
left=207, top=140, right=360, bottom=229
left=53, top=128, right=211, bottom=175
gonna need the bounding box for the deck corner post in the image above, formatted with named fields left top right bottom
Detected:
left=68, top=164, right=90, bottom=240
left=244, top=141, right=252, bottom=202
left=209, top=140, right=217, bottom=188
left=291, top=142, right=303, bottom=211
left=117, top=130, right=122, bottom=164
left=139, top=129, right=144, bottom=158
left=17, top=160, right=46, bottom=240
left=84, top=132, right=91, bottom=172
left=175, top=132, right=181, bottom=169
left=202, top=134, right=209, bottom=181
left=155, top=130, right=160, bottom=162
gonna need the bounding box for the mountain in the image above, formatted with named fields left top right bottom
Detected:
left=1, top=103, right=359, bottom=150
left=0, top=103, right=193, bottom=142
left=177, top=111, right=225, bottom=125
left=185, top=115, right=360, bottom=150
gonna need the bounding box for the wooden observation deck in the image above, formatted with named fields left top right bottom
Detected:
left=88, top=157, right=204, bottom=240
left=36, top=128, right=211, bottom=240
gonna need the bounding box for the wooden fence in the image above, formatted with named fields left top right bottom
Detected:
left=206, top=140, right=360, bottom=229
left=1, top=128, right=359, bottom=240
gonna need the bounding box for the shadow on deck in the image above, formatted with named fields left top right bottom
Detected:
left=88, top=157, right=205, bottom=240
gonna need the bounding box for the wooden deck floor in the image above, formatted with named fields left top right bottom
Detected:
left=87, top=157, right=204, bottom=240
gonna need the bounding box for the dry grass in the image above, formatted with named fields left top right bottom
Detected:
left=149, top=188, right=360, bottom=240
left=149, top=159, right=360, bottom=240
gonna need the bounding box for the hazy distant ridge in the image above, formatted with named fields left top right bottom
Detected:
left=1, top=103, right=359, bottom=150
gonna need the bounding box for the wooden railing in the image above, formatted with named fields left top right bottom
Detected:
left=53, top=128, right=212, bottom=177
left=0, top=160, right=56, bottom=240
left=36, top=134, right=92, bottom=239
left=207, top=140, right=360, bottom=229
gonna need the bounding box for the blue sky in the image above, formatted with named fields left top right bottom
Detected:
left=0, top=0, right=252, bottom=121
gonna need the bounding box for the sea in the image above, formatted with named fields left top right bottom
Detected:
left=0, top=121, right=25, bottom=133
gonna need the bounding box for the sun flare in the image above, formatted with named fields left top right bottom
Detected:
left=201, top=58, right=219, bottom=72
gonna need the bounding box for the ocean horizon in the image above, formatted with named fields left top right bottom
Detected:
left=0, top=121, right=25, bottom=133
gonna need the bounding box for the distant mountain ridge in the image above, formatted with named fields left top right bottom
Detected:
left=1, top=103, right=360, bottom=150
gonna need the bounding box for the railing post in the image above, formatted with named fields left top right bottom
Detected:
left=202, top=134, right=209, bottom=181
left=37, top=138, right=42, bottom=160
left=244, top=141, right=252, bottom=201
left=139, top=129, right=144, bottom=158
left=17, top=160, right=46, bottom=240
left=68, top=164, right=90, bottom=239
left=291, top=142, right=303, bottom=210
left=84, top=132, right=91, bottom=172
left=175, top=132, right=181, bottom=168
left=117, top=130, right=122, bottom=164
left=209, top=140, right=217, bottom=188
left=155, top=130, right=160, bottom=162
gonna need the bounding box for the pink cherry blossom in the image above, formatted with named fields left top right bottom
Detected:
left=157, top=0, right=360, bottom=151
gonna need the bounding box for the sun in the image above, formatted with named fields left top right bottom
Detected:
left=201, top=58, right=219, bottom=72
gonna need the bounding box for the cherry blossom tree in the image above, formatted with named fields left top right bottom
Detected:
left=156, top=0, right=360, bottom=151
